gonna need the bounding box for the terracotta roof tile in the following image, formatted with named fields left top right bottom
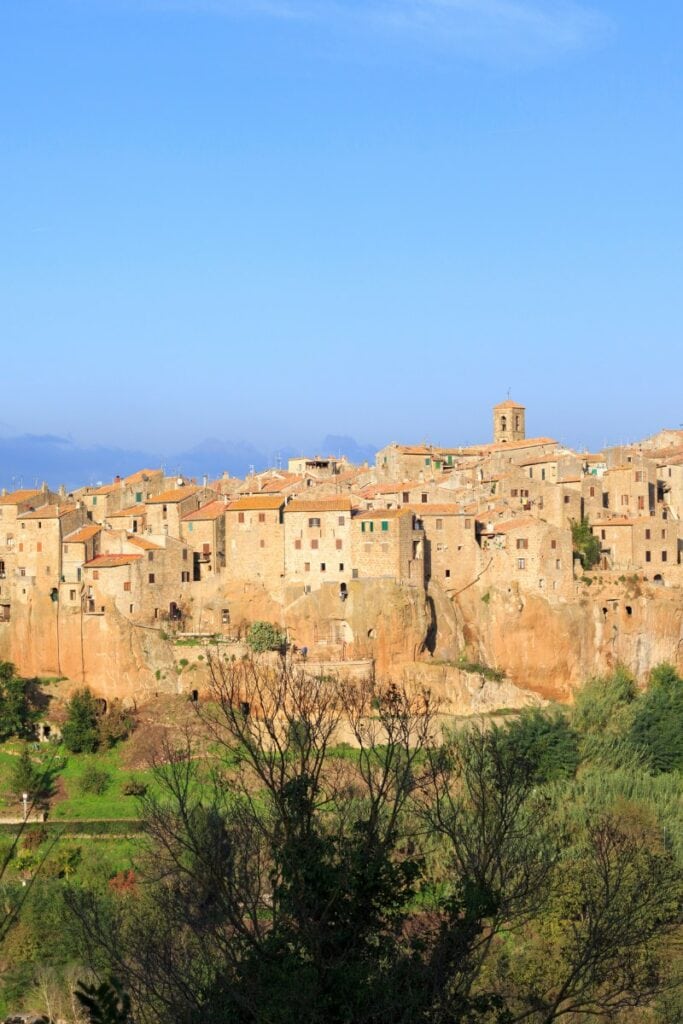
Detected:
left=227, top=496, right=285, bottom=512
left=126, top=535, right=162, bottom=550
left=84, top=554, right=142, bottom=568
left=182, top=500, right=228, bottom=522
left=107, top=505, right=147, bottom=518
left=64, top=525, right=101, bottom=543
left=0, top=489, right=42, bottom=506
left=493, top=399, right=525, bottom=409
left=146, top=486, right=202, bottom=504
left=18, top=504, right=78, bottom=520
left=285, top=497, right=353, bottom=513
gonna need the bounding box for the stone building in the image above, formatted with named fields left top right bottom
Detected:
left=283, top=497, right=353, bottom=589
left=181, top=499, right=228, bottom=579
left=350, top=509, right=424, bottom=586
left=225, top=495, right=285, bottom=592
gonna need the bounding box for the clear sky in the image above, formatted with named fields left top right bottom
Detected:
left=1, top=0, right=681, bottom=456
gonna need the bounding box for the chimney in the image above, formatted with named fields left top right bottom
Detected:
left=58, top=484, right=66, bottom=497
left=41, top=481, right=48, bottom=493
left=203, top=474, right=208, bottom=488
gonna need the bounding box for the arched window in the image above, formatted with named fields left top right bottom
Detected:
left=500, top=415, right=507, bottom=432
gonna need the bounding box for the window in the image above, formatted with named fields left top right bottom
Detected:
left=148, top=574, right=155, bottom=584
left=135, top=491, right=142, bottom=502
left=70, top=589, right=76, bottom=600
left=181, top=571, right=190, bottom=582
left=339, top=563, right=344, bottom=571
left=259, top=539, right=265, bottom=548
left=424, top=457, right=431, bottom=466
left=238, top=512, right=245, bottom=524
left=124, top=581, right=131, bottom=591
left=258, top=512, right=265, bottom=523
left=402, top=492, right=409, bottom=503
left=516, top=538, right=528, bottom=550
left=162, top=504, right=168, bottom=515
left=645, top=551, right=651, bottom=563
left=304, top=562, right=310, bottom=572
left=555, top=559, right=561, bottom=570
left=311, top=539, right=319, bottom=549
left=182, top=549, right=188, bottom=561
left=517, top=558, right=526, bottom=570
left=18, top=543, right=23, bottom=552
left=635, top=471, right=643, bottom=482
left=436, top=518, right=443, bottom=531
left=148, top=551, right=154, bottom=561
left=421, top=493, right=427, bottom=503
left=361, top=521, right=374, bottom=533
left=295, top=539, right=302, bottom=550
left=511, top=489, right=518, bottom=497
left=661, top=529, right=667, bottom=539
left=93, top=570, right=99, bottom=580
left=222, top=608, right=230, bottom=624
left=352, top=568, right=359, bottom=579
left=589, top=486, right=595, bottom=497
left=92, top=496, right=97, bottom=506
left=541, top=468, right=546, bottom=481
left=445, top=569, right=451, bottom=578
left=645, top=528, right=651, bottom=539
left=129, top=604, right=134, bottom=614
left=381, top=521, right=389, bottom=532
left=308, top=517, right=321, bottom=528
left=36, top=542, right=42, bottom=552
left=551, top=539, right=557, bottom=549
left=621, top=495, right=629, bottom=506
left=336, top=539, right=342, bottom=550
left=338, top=516, right=345, bottom=526
left=320, top=563, right=326, bottom=572
left=662, top=551, right=668, bottom=562
left=464, top=519, right=471, bottom=529
left=564, top=495, right=570, bottom=504
left=638, top=496, right=645, bottom=510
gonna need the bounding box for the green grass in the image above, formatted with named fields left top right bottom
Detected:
left=51, top=748, right=158, bottom=820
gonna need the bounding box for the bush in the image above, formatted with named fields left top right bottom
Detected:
left=78, top=765, right=111, bottom=795
left=21, top=825, right=48, bottom=852
left=122, top=778, right=148, bottom=797
left=631, top=663, right=683, bottom=773
left=10, top=745, right=44, bottom=800
left=499, top=709, right=580, bottom=783
left=246, top=621, right=286, bottom=654
left=62, top=688, right=100, bottom=753
left=0, top=661, right=36, bottom=740
left=98, top=699, right=136, bottom=749
left=571, top=518, right=601, bottom=570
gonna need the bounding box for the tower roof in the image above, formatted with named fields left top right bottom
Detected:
left=494, top=399, right=525, bottom=409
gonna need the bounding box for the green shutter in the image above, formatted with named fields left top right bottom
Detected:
left=381, top=521, right=389, bottom=532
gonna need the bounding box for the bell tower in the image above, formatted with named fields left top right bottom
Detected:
left=493, top=399, right=525, bottom=444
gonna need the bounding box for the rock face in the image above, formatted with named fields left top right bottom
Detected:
left=1, top=573, right=682, bottom=710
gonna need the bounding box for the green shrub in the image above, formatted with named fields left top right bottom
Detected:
left=98, top=699, right=136, bottom=749
left=246, top=621, right=286, bottom=654
left=78, top=765, right=111, bottom=795
left=571, top=518, right=601, bottom=570
left=631, top=663, right=683, bottom=773
left=122, top=778, right=148, bottom=797
left=62, top=688, right=100, bottom=753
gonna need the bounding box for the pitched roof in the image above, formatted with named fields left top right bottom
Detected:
left=126, top=535, right=162, bottom=550
left=355, top=508, right=412, bottom=520
left=285, top=497, right=353, bottom=513
left=0, top=489, right=42, bottom=506
left=64, top=525, right=102, bottom=544
left=479, top=516, right=539, bottom=535
left=106, top=504, right=147, bottom=518
left=493, top=399, right=525, bottom=409
left=227, top=496, right=285, bottom=512
left=88, top=483, right=118, bottom=496
left=84, top=554, right=142, bottom=568
left=18, top=504, right=78, bottom=520
left=182, top=500, right=228, bottom=522
left=123, top=468, right=162, bottom=484
left=406, top=504, right=465, bottom=516
left=146, top=486, right=201, bottom=504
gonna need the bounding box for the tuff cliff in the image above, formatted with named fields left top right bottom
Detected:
left=1, top=573, right=682, bottom=709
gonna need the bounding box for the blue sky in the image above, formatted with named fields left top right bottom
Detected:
left=1, top=0, right=681, bottom=460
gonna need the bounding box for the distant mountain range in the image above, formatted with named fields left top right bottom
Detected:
left=0, top=433, right=378, bottom=493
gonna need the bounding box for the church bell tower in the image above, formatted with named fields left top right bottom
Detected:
left=493, top=399, right=526, bottom=444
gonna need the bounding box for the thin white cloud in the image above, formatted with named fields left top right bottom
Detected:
left=136, top=0, right=610, bottom=60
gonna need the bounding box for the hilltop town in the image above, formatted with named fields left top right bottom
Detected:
left=1, top=399, right=683, bottom=709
